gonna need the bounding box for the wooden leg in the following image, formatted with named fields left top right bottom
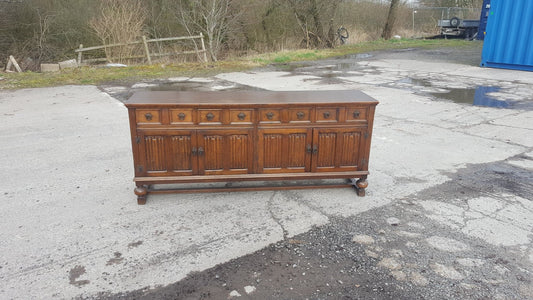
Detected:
left=134, top=185, right=148, bottom=205
left=355, top=177, right=368, bottom=197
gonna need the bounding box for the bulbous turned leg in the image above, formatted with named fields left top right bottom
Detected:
left=355, top=177, right=368, bottom=197
left=134, top=185, right=148, bottom=205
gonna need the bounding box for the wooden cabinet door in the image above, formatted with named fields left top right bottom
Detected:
left=197, top=129, right=254, bottom=175
left=311, top=128, right=363, bottom=172
left=138, top=133, right=167, bottom=176
left=137, top=130, right=197, bottom=176
left=257, top=128, right=312, bottom=173
left=168, top=131, right=197, bottom=176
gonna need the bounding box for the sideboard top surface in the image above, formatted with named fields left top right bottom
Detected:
left=126, top=90, right=378, bottom=107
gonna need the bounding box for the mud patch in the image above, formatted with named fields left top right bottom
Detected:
left=69, top=265, right=90, bottom=287
left=106, top=252, right=124, bottom=266
left=128, top=241, right=143, bottom=249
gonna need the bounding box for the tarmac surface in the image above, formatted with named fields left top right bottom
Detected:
left=1, top=43, right=532, bottom=299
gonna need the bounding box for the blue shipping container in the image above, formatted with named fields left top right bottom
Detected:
left=480, top=0, right=533, bottom=71
left=476, top=0, right=491, bottom=40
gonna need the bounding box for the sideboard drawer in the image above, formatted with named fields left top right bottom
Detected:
left=259, top=109, right=281, bottom=124
left=346, top=107, right=368, bottom=122
left=230, top=109, right=253, bottom=124
left=136, top=109, right=161, bottom=124
left=199, top=109, right=222, bottom=124
left=170, top=109, right=194, bottom=124
left=316, top=108, right=339, bottom=122
left=288, top=108, right=312, bottom=123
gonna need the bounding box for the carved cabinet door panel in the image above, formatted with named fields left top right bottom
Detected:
left=197, top=129, right=254, bottom=175
left=137, top=130, right=198, bottom=176
left=311, top=128, right=363, bottom=172
left=138, top=133, right=167, bottom=175
left=168, top=131, right=197, bottom=176
left=257, top=128, right=312, bottom=173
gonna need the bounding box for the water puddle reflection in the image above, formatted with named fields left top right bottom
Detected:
left=397, top=78, right=511, bottom=109
left=149, top=81, right=263, bottom=92
left=431, top=86, right=509, bottom=108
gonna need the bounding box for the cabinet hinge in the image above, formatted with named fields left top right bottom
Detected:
left=364, top=132, right=369, bottom=139
left=135, top=136, right=141, bottom=144
left=361, top=158, right=367, bottom=166
left=137, top=165, right=144, bottom=172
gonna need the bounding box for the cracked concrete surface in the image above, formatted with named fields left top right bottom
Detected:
left=1, top=47, right=532, bottom=298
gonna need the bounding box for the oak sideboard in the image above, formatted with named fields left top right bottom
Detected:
left=125, top=90, right=378, bottom=204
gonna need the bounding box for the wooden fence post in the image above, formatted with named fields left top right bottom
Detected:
left=5, top=57, right=12, bottom=72
left=6, top=56, right=22, bottom=73
left=77, top=44, right=83, bottom=65
left=142, top=36, right=152, bottom=65
left=200, top=33, right=208, bottom=63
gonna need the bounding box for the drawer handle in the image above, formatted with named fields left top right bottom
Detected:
left=191, top=147, right=197, bottom=155
left=198, top=147, right=204, bottom=155
left=206, top=113, right=215, bottom=121
left=312, top=145, right=318, bottom=154
left=145, top=113, right=153, bottom=121
left=353, top=110, right=360, bottom=118
left=238, top=112, right=246, bottom=120
left=296, top=111, right=305, bottom=119
left=266, top=112, right=274, bottom=120
left=306, top=144, right=312, bottom=153
left=323, top=111, right=330, bottom=119
left=178, top=112, right=186, bottom=120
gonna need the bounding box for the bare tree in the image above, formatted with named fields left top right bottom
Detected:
left=90, top=0, right=146, bottom=63
left=33, top=8, right=54, bottom=62
left=381, top=0, right=401, bottom=40
left=175, top=0, right=234, bottom=62
left=285, top=0, right=342, bottom=48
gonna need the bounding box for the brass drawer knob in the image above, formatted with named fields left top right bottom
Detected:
left=178, top=112, right=186, bottom=120
left=353, top=110, right=360, bottom=118
left=206, top=113, right=215, bottom=121
left=266, top=112, right=274, bottom=120
left=323, top=111, right=330, bottom=119
left=238, top=112, right=246, bottom=120
left=145, top=113, right=153, bottom=121
left=297, top=111, right=305, bottom=119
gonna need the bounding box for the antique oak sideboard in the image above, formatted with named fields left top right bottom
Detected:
left=125, top=90, right=378, bottom=204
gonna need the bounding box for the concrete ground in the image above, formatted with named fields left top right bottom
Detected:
left=1, top=46, right=532, bottom=299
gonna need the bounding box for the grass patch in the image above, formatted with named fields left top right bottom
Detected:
left=0, top=39, right=476, bottom=90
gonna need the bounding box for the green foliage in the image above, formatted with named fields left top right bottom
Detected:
left=273, top=56, right=290, bottom=63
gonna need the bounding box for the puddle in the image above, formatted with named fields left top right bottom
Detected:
left=150, top=81, right=210, bottom=91
left=271, top=53, right=375, bottom=74
left=105, top=79, right=263, bottom=102
left=397, top=78, right=511, bottom=109
left=431, top=86, right=509, bottom=109
left=273, top=63, right=311, bottom=72
left=397, top=77, right=432, bottom=86
left=148, top=81, right=262, bottom=92
left=344, top=53, right=373, bottom=60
